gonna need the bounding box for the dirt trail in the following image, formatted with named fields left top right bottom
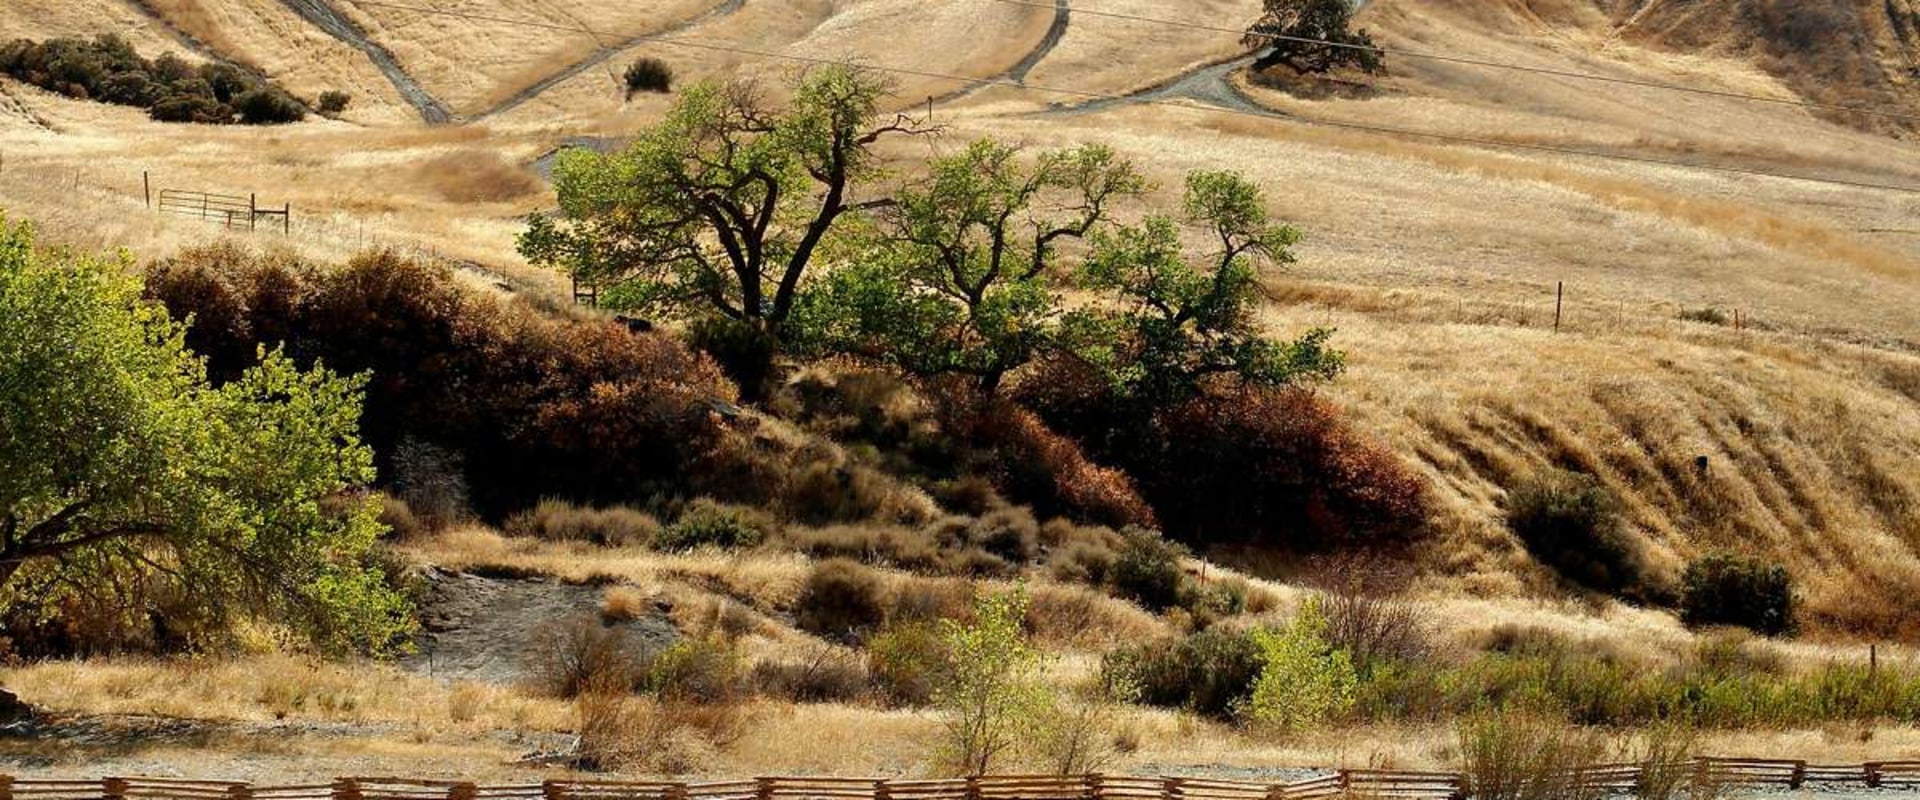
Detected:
left=476, top=0, right=747, bottom=120
left=930, top=0, right=1069, bottom=105
left=273, top=0, right=453, bottom=123
left=1045, top=55, right=1280, bottom=117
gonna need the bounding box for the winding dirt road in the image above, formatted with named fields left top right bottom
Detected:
left=476, top=0, right=747, bottom=121
left=273, top=0, right=453, bottom=123
left=930, top=0, right=1070, bottom=105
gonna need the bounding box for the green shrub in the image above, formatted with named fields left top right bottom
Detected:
left=646, top=635, right=743, bottom=703
left=0, top=35, right=305, bottom=125
left=1244, top=601, right=1358, bottom=733
left=1681, top=553, right=1795, bottom=636
left=1505, top=470, right=1653, bottom=598
left=505, top=499, right=662, bottom=548
left=233, top=88, right=304, bottom=124
left=1102, top=626, right=1263, bottom=720
left=795, top=559, right=889, bottom=642
left=869, top=621, right=951, bottom=707
left=624, top=57, right=674, bottom=97
left=657, top=499, right=775, bottom=551
left=317, top=90, right=351, bottom=115
left=1110, top=528, right=1187, bottom=611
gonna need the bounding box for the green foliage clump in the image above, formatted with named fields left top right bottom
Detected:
left=1243, top=0, right=1385, bottom=76
left=1243, top=601, right=1358, bottom=733
left=0, top=35, right=305, bottom=125
left=1505, top=470, right=1653, bottom=599
left=0, top=214, right=406, bottom=655
left=659, top=499, right=776, bottom=551
left=623, top=57, right=673, bottom=97
left=933, top=588, right=1052, bottom=774
left=1109, top=528, right=1188, bottom=611
left=1681, top=553, right=1795, bottom=636
left=645, top=635, right=744, bottom=703
left=1101, top=627, right=1264, bottom=720
left=869, top=620, right=951, bottom=707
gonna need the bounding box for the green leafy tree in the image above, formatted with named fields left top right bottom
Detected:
left=1242, top=0, right=1386, bottom=76
left=0, top=215, right=409, bottom=654
left=520, top=64, right=930, bottom=340
left=1242, top=599, right=1357, bottom=733
left=933, top=587, right=1052, bottom=775
left=1068, top=170, right=1343, bottom=406
left=795, top=140, right=1146, bottom=393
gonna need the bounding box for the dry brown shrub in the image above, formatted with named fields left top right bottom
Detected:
left=417, top=150, right=542, bottom=203
left=749, top=646, right=870, bottom=703
left=600, top=586, right=650, bottom=623
left=1457, top=712, right=1611, bottom=800
left=507, top=499, right=662, bottom=548
left=794, top=559, right=889, bottom=642
left=527, top=615, right=645, bottom=698
left=1026, top=582, right=1164, bottom=649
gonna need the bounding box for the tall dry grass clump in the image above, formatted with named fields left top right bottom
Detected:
left=1457, top=712, right=1611, bottom=800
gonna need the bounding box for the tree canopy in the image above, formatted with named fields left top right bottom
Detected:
left=794, top=140, right=1146, bottom=393
left=1065, top=170, right=1344, bottom=406
left=520, top=64, right=932, bottom=339
left=1242, top=0, right=1385, bottom=76
left=0, top=216, right=409, bottom=654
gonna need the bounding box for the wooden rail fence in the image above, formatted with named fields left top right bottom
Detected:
left=5, top=762, right=1920, bottom=800
left=155, top=188, right=290, bottom=233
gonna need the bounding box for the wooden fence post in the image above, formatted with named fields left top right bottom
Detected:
left=284, top=203, right=291, bottom=235
left=964, top=776, right=980, bottom=800
left=1554, top=281, right=1564, bottom=333
left=1161, top=777, right=1178, bottom=800
left=666, top=784, right=688, bottom=800
left=143, top=171, right=151, bottom=208
left=1, top=774, right=14, bottom=800
left=333, top=778, right=363, bottom=800
left=1789, top=762, right=1806, bottom=790
left=249, top=193, right=258, bottom=232
left=104, top=779, right=129, bottom=800
left=1866, top=763, right=1883, bottom=789
left=873, top=779, right=889, bottom=800
left=755, top=777, right=774, bottom=800
left=541, top=781, right=564, bottom=800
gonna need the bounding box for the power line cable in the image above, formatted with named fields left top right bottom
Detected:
left=347, top=0, right=1920, bottom=195
left=984, top=0, right=1920, bottom=124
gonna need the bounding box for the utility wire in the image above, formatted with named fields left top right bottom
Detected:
left=348, top=0, right=1920, bottom=195
left=985, top=0, right=1920, bottom=124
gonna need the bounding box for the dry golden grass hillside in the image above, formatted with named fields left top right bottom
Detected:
left=1, top=0, right=1917, bottom=631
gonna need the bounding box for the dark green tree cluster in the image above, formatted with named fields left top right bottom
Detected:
left=523, top=65, right=1342, bottom=404
left=524, top=66, right=1428, bottom=554
left=0, top=34, right=306, bottom=124
left=1242, top=0, right=1385, bottom=76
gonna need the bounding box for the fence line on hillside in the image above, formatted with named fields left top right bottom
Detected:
left=6, top=760, right=1920, bottom=800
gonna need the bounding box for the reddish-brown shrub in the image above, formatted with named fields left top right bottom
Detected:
left=1017, top=358, right=1430, bottom=552
left=143, top=245, right=740, bottom=518
left=1147, top=386, right=1429, bottom=550
left=937, top=394, right=1156, bottom=530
